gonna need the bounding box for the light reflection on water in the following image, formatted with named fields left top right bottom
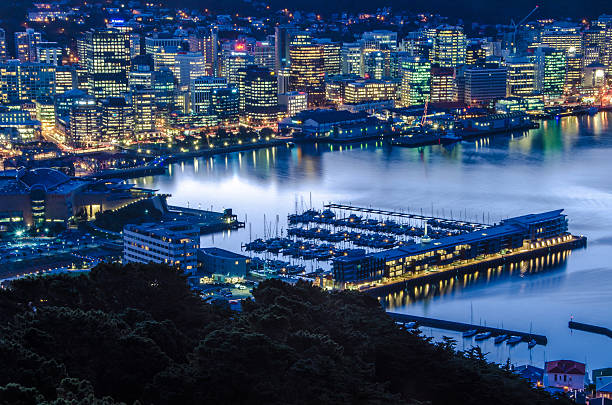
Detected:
left=134, top=112, right=612, bottom=369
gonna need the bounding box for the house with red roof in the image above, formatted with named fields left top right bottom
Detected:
left=544, top=360, right=586, bottom=391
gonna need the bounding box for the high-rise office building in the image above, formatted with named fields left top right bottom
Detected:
left=431, top=25, right=466, bottom=68
left=341, top=43, right=362, bottom=76
left=361, top=49, right=393, bottom=80
left=152, top=68, right=175, bottom=110
left=175, top=52, right=207, bottom=88
left=14, top=29, right=41, bottom=63
left=465, top=42, right=486, bottom=66
left=274, top=25, right=300, bottom=73
left=430, top=66, right=457, bottom=103
left=582, top=28, right=605, bottom=67
left=361, top=30, right=398, bottom=51
left=35, top=97, right=56, bottom=137
left=534, top=47, right=566, bottom=100
left=315, top=39, right=341, bottom=76
left=253, top=40, right=275, bottom=71
left=190, top=76, right=227, bottom=114
left=18, top=63, right=56, bottom=102
left=211, top=87, right=240, bottom=126
left=463, top=64, right=507, bottom=107
left=239, top=65, right=280, bottom=125
left=66, top=96, right=101, bottom=148
left=188, top=27, right=218, bottom=76
left=400, top=56, right=430, bottom=106
left=0, top=61, right=21, bottom=104
left=36, top=42, right=62, bottom=66
left=541, top=31, right=583, bottom=55
left=101, top=96, right=133, bottom=142
left=505, top=57, right=535, bottom=97
left=289, top=44, right=325, bottom=106
left=220, top=50, right=253, bottom=85
left=0, top=29, right=7, bottom=62
left=85, top=29, right=131, bottom=99
left=130, top=86, right=156, bottom=138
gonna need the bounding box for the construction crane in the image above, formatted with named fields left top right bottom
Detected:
left=511, top=5, right=539, bottom=54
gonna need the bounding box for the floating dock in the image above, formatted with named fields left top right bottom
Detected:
left=388, top=312, right=547, bottom=345
left=569, top=321, right=612, bottom=339
left=324, top=203, right=489, bottom=230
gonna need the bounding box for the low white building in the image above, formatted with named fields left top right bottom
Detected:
left=123, top=221, right=199, bottom=273
left=543, top=360, right=585, bottom=391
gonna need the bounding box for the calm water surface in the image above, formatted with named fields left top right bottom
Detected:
left=135, top=112, right=612, bottom=371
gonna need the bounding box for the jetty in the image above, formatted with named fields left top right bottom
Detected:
left=389, top=312, right=547, bottom=345
left=569, top=321, right=612, bottom=339
left=323, top=203, right=489, bottom=230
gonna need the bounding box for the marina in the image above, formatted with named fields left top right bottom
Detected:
left=136, top=112, right=612, bottom=369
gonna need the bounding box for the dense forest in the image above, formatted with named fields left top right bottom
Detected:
left=0, top=263, right=572, bottom=404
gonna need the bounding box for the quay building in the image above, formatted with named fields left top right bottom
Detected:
left=333, top=210, right=575, bottom=286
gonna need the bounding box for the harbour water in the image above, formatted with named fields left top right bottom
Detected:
left=134, top=112, right=612, bottom=371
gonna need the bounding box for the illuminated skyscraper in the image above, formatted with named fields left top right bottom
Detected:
left=341, top=43, right=362, bottom=76
left=130, top=86, right=156, bottom=138
left=463, top=64, right=507, bottom=107
left=431, top=25, right=466, bottom=68
left=211, top=87, right=240, bottom=126
left=505, top=57, right=535, bottom=97
left=0, top=29, right=8, bottom=62
left=253, top=41, right=275, bottom=71
left=14, top=29, right=41, bottom=63
left=582, top=28, right=605, bottom=66
left=35, top=97, right=56, bottom=137
left=534, top=47, right=566, bottom=100
left=220, top=50, right=253, bottom=85
left=541, top=32, right=583, bottom=55
left=289, top=44, right=325, bottom=106
left=314, top=39, right=341, bottom=76
left=175, top=52, right=207, bottom=88
left=361, top=49, right=392, bottom=80
left=18, top=63, right=56, bottom=102
left=0, top=61, right=21, bottom=103
left=66, top=96, right=101, bottom=148
left=152, top=68, right=175, bottom=110
left=190, top=76, right=227, bottom=114
left=430, top=66, right=457, bottom=103
left=400, top=56, right=430, bottom=106
left=85, top=29, right=131, bottom=99
left=239, top=65, right=280, bottom=125
left=101, top=96, right=133, bottom=142
left=188, top=27, right=218, bottom=76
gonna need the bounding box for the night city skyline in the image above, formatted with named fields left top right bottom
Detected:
left=0, top=0, right=611, bottom=403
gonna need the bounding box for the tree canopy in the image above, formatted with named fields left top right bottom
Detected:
left=0, top=263, right=572, bottom=404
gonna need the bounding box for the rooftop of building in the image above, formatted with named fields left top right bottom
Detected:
left=545, top=360, right=586, bottom=375
left=124, top=221, right=199, bottom=239
left=200, top=247, right=249, bottom=260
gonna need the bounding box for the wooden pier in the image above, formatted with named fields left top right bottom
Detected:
left=388, top=312, right=548, bottom=345
left=569, top=321, right=612, bottom=339
left=323, top=203, right=489, bottom=230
